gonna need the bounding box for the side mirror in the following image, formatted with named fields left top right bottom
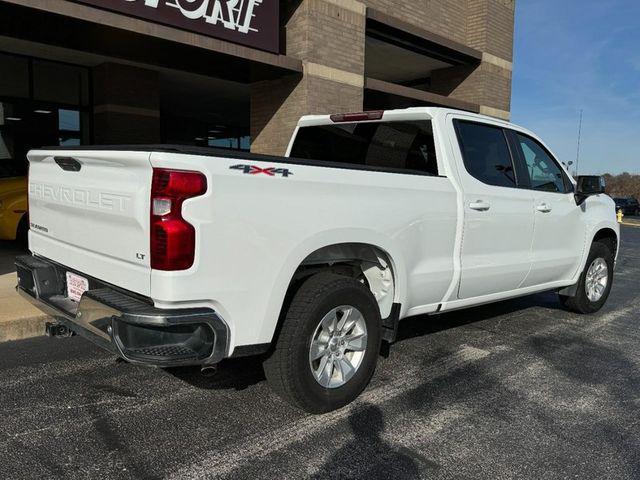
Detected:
left=575, top=175, right=605, bottom=205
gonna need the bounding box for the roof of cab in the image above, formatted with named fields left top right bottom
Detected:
left=296, top=106, right=514, bottom=128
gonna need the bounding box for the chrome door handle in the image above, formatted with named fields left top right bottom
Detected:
left=536, top=203, right=552, bottom=213
left=469, top=200, right=491, bottom=211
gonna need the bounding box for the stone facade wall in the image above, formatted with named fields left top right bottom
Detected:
left=362, top=0, right=468, bottom=44
left=250, top=0, right=516, bottom=154
left=251, top=0, right=366, bottom=155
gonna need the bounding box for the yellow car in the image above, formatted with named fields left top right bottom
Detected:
left=0, top=176, right=28, bottom=243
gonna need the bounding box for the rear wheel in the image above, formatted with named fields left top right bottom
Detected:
left=559, top=240, right=614, bottom=314
left=263, top=272, right=382, bottom=413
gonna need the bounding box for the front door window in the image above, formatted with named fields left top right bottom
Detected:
left=515, top=134, right=570, bottom=193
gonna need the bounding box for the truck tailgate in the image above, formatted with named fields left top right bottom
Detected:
left=27, top=150, right=152, bottom=296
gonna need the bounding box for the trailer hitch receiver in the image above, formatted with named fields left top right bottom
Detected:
left=45, top=322, right=75, bottom=338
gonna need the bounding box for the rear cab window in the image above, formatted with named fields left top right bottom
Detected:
left=289, top=120, right=439, bottom=176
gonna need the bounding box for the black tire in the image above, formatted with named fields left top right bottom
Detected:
left=16, top=214, right=28, bottom=246
left=559, top=240, right=614, bottom=314
left=263, top=272, right=382, bottom=413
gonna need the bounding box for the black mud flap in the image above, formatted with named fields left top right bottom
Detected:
left=381, top=303, right=401, bottom=343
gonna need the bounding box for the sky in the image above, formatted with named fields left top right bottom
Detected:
left=510, top=0, right=640, bottom=175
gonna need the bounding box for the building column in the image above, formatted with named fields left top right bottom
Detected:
left=92, top=63, right=161, bottom=144
left=250, top=0, right=366, bottom=155
left=431, top=0, right=515, bottom=121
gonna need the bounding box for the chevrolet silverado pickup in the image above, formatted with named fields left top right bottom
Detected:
left=16, top=107, right=619, bottom=413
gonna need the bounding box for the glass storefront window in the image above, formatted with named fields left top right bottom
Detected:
left=59, top=109, right=81, bottom=131
left=0, top=52, right=91, bottom=177
left=162, top=111, right=250, bottom=151
left=0, top=102, right=89, bottom=178
left=0, top=53, right=29, bottom=98
left=33, top=60, right=90, bottom=106
left=208, top=137, right=239, bottom=149
left=59, top=136, right=81, bottom=147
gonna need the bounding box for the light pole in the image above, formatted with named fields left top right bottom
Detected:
left=575, top=109, right=583, bottom=176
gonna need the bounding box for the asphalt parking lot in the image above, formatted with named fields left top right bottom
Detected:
left=1, top=225, right=639, bottom=480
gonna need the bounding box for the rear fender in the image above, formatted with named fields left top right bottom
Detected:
left=258, top=228, right=408, bottom=345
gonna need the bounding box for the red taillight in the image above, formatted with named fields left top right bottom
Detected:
left=330, top=110, right=384, bottom=123
left=150, top=168, right=207, bottom=271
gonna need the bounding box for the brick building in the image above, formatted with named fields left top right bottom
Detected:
left=0, top=0, right=515, bottom=174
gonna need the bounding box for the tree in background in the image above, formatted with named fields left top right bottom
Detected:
left=603, top=173, right=640, bottom=200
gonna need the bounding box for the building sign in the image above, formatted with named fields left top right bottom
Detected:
left=71, top=0, right=279, bottom=53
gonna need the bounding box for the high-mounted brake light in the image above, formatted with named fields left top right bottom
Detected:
left=150, top=168, right=207, bottom=271
left=329, top=110, right=384, bottom=123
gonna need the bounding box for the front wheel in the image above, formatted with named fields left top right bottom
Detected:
left=263, top=272, right=382, bottom=413
left=560, top=240, right=614, bottom=314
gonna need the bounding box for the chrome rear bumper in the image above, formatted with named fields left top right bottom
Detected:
left=16, top=255, right=229, bottom=367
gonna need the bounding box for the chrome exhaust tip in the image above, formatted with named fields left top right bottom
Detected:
left=200, top=365, right=218, bottom=377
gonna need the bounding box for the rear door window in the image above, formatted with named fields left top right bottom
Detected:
left=454, top=120, right=517, bottom=188
left=289, top=120, right=438, bottom=175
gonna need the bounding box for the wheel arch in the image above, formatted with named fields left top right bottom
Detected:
left=560, top=223, right=619, bottom=297
left=296, top=242, right=397, bottom=318
left=259, top=231, right=408, bottom=347
left=592, top=227, right=618, bottom=258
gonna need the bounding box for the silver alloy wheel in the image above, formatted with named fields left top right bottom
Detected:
left=308, top=305, right=368, bottom=389
left=585, top=257, right=609, bottom=302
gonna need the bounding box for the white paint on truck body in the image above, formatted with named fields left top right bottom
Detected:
left=27, top=150, right=153, bottom=296
left=26, top=107, right=619, bottom=355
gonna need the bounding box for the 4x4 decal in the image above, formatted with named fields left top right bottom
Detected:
left=229, top=164, right=293, bottom=177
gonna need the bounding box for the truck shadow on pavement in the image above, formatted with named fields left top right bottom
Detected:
left=168, top=291, right=565, bottom=392
left=165, top=355, right=266, bottom=391
left=311, top=403, right=438, bottom=480
left=84, top=390, right=163, bottom=480
left=526, top=331, right=640, bottom=478
left=389, top=328, right=640, bottom=478
left=395, top=291, right=564, bottom=343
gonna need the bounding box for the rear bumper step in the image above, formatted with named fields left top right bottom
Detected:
left=16, top=255, right=229, bottom=367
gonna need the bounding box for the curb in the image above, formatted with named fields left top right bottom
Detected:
left=0, top=314, right=49, bottom=343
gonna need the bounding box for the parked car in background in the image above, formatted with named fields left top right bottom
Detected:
left=17, top=107, right=619, bottom=413
left=0, top=175, right=28, bottom=243
left=613, top=197, right=639, bottom=216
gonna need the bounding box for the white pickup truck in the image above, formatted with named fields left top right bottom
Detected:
left=17, top=107, right=618, bottom=413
